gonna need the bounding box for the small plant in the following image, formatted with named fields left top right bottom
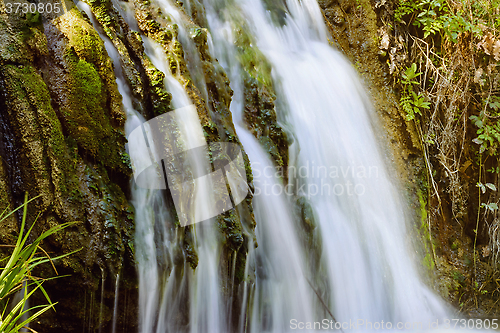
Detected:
left=477, top=180, right=499, bottom=213
left=396, top=0, right=482, bottom=42
left=0, top=194, right=77, bottom=332
left=400, top=63, right=430, bottom=121
left=470, top=115, right=500, bottom=155
left=414, top=0, right=449, bottom=38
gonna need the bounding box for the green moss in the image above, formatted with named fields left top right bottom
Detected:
left=417, top=188, right=437, bottom=272
left=72, top=59, right=103, bottom=106
left=2, top=64, right=78, bottom=197
left=258, top=136, right=283, bottom=166
left=66, top=22, right=104, bottom=64
left=69, top=188, right=83, bottom=204
left=16, top=11, right=44, bottom=43
left=158, top=28, right=173, bottom=43
left=219, top=210, right=244, bottom=251
left=64, top=50, right=108, bottom=152
left=144, top=61, right=172, bottom=116
left=235, top=25, right=273, bottom=88
left=58, top=27, right=130, bottom=173
left=244, top=152, right=254, bottom=185
left=423, top=253, right=435, bottom=270
left=168, top=54, right=177, bottom=74
left=88, top=0, right=119, bottom=38
left=453, top=271, right=466, bottom=284
left=173, top=40, right=183, bottom=58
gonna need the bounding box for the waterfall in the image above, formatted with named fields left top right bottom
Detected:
left=205, top=0, right=454, bottom=328
left=82, top=1, right=230, bottom=331
left=203, top=0, right=451, bottom=328
left=202, top=2, right=319, bottom=332
left=79, top=0, right=453, bottom=330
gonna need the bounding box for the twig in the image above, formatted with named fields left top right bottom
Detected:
left=36, top=245, right=58, bottom=276
left=305, top=277, right=344, bottom=333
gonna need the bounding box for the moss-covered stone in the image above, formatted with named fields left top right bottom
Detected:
left=144, top=59, right=173, bottom=115
left=130, top=4, right=256, bottom=330
left=0, top=3, right=138, bottom=331
left=218, top=210, right=244, bottom=251
left=0, top=5, right=48, bottom=65
left=242, top=74, right=289, bottom=179
left=49, top=9, right=131, bottom=174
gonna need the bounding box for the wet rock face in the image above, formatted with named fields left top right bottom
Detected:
left=242, top=74, right=289, bottom=180
left=0, top=5, right=136, bottom=332
left=0, top=0, right=257, bottom=330
left=130, top=0, right=259, bottom=329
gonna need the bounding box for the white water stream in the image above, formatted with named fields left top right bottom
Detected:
left=202, top=0, right=451, bottom=330
left=80, top=1, right=229, bottom=331
left=79, top=0, right=453, bottom=330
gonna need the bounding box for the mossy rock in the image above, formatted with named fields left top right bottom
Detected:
left=53, top=8, right=129, bottom=174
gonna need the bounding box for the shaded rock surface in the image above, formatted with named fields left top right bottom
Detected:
left=0, top=4, right=137, bottom=331
left=0, top=0, right=258, bottom=330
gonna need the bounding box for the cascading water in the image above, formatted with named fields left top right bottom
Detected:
left=202, top=0, right=452, bottom=329
left=87, top=1, right=229, bottom=331
left=79, top=0, right=455, bottom=330
left=201, top=2, right=320, bottom=332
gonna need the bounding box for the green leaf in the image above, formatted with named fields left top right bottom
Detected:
left=486, top=183, right=497, bottom=191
